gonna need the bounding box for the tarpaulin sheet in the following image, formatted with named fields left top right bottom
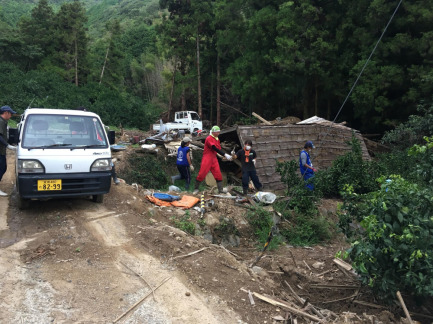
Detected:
left=146, top=195, right=199, bottom=209
left=171, top=195, right=200, bottom=209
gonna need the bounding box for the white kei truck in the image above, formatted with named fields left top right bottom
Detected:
left=152, top=110, right=202, bottom=134
left=9, top=108, right=115, bottom=209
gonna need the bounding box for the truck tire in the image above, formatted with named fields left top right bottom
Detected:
left=92, top=194, right=104, bottom=203
left=18, top=197, right=31, bottom=210
left=12, top=184, right=31, bottom=210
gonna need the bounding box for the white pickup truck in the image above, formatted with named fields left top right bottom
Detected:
left=153, top=111, right=202, bottom=134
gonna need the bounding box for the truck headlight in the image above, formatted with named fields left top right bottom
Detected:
left=18, top=160, right=44, bottom=173
left=91, top=158, right=112, bottom=172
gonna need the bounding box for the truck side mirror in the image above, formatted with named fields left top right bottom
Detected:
left=8, top=128, right=19, bottom=145
left=108, top=130, right=116, bottom=145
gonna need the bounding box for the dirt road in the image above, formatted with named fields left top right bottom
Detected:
left=0, top=151, right=242, bottom=323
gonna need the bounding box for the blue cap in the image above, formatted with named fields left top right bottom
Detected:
left=0, top=105, right=17, bottom=114
left=305, top=140, right=315, bottom=149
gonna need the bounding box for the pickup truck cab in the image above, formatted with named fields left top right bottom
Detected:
left=153, top=110, right=202, bottom=134
left=12, top=108, right=114, bottom=208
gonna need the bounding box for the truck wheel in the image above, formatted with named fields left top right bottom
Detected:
left=92, top=194, right=104, bottom=203
left=18, top=196, right=31, bottom=210
left=12, top=184, right=31, bottom=210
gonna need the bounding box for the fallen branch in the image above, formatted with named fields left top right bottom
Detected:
left=120, top=261, right=156, bottom=301
left=352, top=300, right=387, bottom=309
left=321, top=291, right=359, bottom=304
left=283, top=281, right=325, bottom=319
left=310, top=284, right=360, bottom=289
left=252, top=112, right=272, bottom=125
left=288, top=249, right=298, bottom=268
left=248, top=290, right=255, bottom=305
left=333, top=258, right=352, bottom=271
left=211, top=244, right=241, bottom=259
left=316, top=269, right=333, bottom=277
left=172, top=247, right=209, bottom=260
left=242, top=289, right=320, bottom=322
left=396, top=291, right=413, bottom=324
left=267, top=271, right=284, bottom=274
left=336, top=264, right=352, bottom=278
left=113, top=276, right=171, bottom=323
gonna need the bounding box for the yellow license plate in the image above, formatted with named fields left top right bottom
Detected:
left=37, top=179, right=62, bottom=191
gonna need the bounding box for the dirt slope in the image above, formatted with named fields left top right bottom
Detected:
left=0, top=149, right=431, bottom=323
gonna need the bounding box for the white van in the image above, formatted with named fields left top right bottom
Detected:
left=11, top=108, right=115, bottom=208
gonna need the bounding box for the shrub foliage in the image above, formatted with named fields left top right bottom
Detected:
left=340, top=175, right=433, bottom=301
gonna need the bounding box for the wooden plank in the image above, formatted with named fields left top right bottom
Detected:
left=252, top=112, right=272, bottom=125
left=249, top=291, right=321, bottom=322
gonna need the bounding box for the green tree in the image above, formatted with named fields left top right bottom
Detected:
left=53, top=0, right=89, bottom=85
left=97, top=19, right=125, bottom=89
left=18, top=0, right=55, bottom=69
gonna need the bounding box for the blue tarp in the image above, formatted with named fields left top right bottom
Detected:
left=153, top=193, right=180, bottom=202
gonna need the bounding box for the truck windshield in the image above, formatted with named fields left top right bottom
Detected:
left=22, top=114, right=108, bottom=149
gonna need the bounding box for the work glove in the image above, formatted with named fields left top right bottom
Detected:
left=253, top=159, right=256, bottom=166
left=312, top=168, right=318, bottom=172
left=190, top=165, right=194, bottom=172
left=7, top=144, right=17, bottom=150
left=224, top=153, right=233, bottom=161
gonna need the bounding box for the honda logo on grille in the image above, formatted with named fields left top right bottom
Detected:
left=64, top=164, right=72, bottom=170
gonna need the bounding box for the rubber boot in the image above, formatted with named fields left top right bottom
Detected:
left=112, top=167, right=120, bottom=185
left=243, top=187, right=248, bottom=195
left=193, top=180, right=201, bottom=194
left=217, top=181, right=224, bottom=194
left=171, top=175, right=181, bottom=184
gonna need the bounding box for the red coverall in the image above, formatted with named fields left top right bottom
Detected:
left=196, top=135, right=222, bottom=182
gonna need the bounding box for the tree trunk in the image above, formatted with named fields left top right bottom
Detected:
left=217, top=54, right=221, bottom=126
left=196, top=31, right=202, bottom=119
left=74, top=37, right=78, bottom=86
left=100, top=45, right=110, bottom=85
left=314, top=78, right=318, bottom=116
left=327, top=99, right=331, bottom=120
left=168, top=58, right=176, bottom=121
left=210, top=65, right=214, bottom=126
left=181, top=85, right=186, bottom=111
left=302, top=84, right=310, bottom=119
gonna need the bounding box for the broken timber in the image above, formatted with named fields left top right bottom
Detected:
left=252, top=112, right=272, bottom=125
left=113, top=276, right=171, bottom=323
left=244, top=290, right=321, bottom=322
left=172, top=247, right=209, bottom=260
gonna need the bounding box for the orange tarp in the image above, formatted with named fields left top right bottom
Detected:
left=171, top=195, right=200, bottom=209
left=146, top=195, right=172, bottom=207
left=146, top=195, right=199, bottom=209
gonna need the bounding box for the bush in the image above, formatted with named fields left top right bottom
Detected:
left=171, top=213, right=195, bottom=235
left=275, top=159, right=332, bottom=246
left=315, top=133, right=381, bottom=197
left=382, top=103, right=433, bottom=149
left=408, top=136, right=433, bottom=187
left=120, top=154, right=171, bottom=189
left=246, top=206, right=281, bottom=250
left=275, top=159, right=319, bottom=214
left=341, top=175, right=433, bottom=302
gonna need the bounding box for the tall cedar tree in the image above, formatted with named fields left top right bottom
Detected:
left=53, top=1, right=89, bottom=85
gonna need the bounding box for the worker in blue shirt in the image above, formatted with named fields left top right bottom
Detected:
left=299, top=141, right=317, bottom=190
left=172, top=137, right=194, bottom=190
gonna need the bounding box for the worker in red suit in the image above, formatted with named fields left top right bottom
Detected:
left=193, top=126, right=232, bottom=194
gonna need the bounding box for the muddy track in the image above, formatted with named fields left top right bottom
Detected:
left=0, top=151, right=240, bottom=323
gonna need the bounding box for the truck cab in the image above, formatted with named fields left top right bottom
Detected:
left=13, top=108, right=114, bottom=208
left=174, top=111, right=201, bottom=130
